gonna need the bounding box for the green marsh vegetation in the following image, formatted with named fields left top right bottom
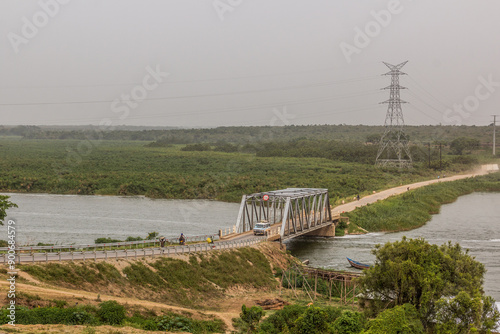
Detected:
left=0, top=133, right=490, bottom=203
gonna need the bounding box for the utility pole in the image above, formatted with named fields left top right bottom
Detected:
left=439, top=143, right=442, bottom=170
left=428, top=142, right=431, bottom=168
left=492, top=115, right=498, bottom=156
left=376, top=61, right=413, bottom=168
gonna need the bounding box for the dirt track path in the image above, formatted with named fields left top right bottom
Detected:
left=0, top=279, right=239, bottom=332
left=331, top=165, right=492, bottom=215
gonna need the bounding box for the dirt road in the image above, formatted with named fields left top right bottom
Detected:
left=331, top=165, right=493, bottom=215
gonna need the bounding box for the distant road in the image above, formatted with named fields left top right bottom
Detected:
left=331, top=165, right=494, bottom=215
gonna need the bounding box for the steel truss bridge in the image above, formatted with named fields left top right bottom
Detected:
left=235, top=188, right=332, bottom=241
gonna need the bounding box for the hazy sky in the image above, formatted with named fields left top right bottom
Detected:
left=1, top=0, right=499, bottom=127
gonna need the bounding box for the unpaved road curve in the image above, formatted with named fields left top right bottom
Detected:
left=331, top=166, right=492, bottom=215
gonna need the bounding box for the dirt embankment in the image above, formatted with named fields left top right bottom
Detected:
left=0, top=242, right=295, bottom=333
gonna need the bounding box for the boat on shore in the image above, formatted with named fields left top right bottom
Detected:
left=346, top=257, right=370, bottom=270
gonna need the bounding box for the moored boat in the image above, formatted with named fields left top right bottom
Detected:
left=346, top=257, right=370, bottom=270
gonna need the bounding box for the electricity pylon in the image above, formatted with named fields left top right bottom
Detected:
left=375, top=61, right=413, bottom=168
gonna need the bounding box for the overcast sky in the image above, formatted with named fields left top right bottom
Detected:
left=1, top=0, right=499, bottom=127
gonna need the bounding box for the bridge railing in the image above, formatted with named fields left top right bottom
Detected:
left=1, top=236, right=268, bottom=264
left=0, top=233, right=222, bottom=253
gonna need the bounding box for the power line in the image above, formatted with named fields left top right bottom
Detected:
left=406, top=75, right=453, bottom=109
left=0, top=72, right=380, bottom=90
left=17, top=90, right=380, bottom=125
left=0, top=78, right=381, bottom=107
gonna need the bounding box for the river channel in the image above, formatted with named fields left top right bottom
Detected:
left=1, top=191, right=499, bottom=302
left=286, top=192, right=500, bottom=301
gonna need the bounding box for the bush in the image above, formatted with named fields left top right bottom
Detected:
left=146, top=231, right=158, bottom=240
left=125, top=236, right=143, bottom=242
left=97, top=301, right=125, bottom=325
left=330, top=310, right=365, bottom=334
left=258, top=305, right=307, bottom=333
left=143, top=319, right=158, bottom=330
left=94, top=237, right=122, bottom=244
left=294, top=306, right=331, bottom=334
left=362, top=304, right=423, bottom=334
left=181, top=143, right=211, bottom=151
left=157, top=315, right=191, bottom=332
left=69, top=310, right=98, bottom=325
left=239, top=305, right=265, bottom=333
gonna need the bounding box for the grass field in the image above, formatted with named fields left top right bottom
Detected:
left=0, top=137, right=490, bottom=203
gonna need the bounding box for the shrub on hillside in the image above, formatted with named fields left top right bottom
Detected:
left=97, top=301, right=125, bottom=325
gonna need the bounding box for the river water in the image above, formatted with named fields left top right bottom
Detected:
left=286, top=192, right=500, bottom=302
left=0, top=193, right=238, bottom=245
left=1, top=192, right=499, bottom=302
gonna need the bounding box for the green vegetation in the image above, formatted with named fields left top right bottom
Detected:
left=0, top=137, right=488, bottom=203
left=450, top=136, right=481, bottom=155
left=20, top=247, right=275, bottom=308
left=96, top=300, right=125, bottom=325
left=346, top=172, right=500, bottom=232
left=362, top=304, right=423, bottom=334
left=3, top=124, right=495, bottom=145
left=94, top=237, right=122, bottom=244
left=234, top=304, right=366, bottom=334
left=0, top=302, right=225, bottom=333
left=357, top=237, right=500, bottom=332
left=0, top=195, right=17, bottom=225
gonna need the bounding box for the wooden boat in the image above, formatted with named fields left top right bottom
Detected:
left=346, top=257, right=370, bottom=270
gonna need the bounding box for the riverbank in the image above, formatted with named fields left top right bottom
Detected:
left=343, top=171, right=500, bottom=233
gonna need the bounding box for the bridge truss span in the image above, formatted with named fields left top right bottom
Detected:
left=235, top=188, right=332, bottom=240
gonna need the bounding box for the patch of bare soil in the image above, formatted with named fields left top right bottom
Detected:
left=0, top=324, right=177, bottom=333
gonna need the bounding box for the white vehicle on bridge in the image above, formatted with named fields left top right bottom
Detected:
left=253, top=222, right=271, bottom=236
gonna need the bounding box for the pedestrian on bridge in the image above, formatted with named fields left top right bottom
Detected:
left=207, top=236, right=215, bottom=248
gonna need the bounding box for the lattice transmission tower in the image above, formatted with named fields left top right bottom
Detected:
left=375, top=61, right=413, bottom=168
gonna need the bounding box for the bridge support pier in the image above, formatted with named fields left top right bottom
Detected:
left=302, top=223, right=335, bottom=237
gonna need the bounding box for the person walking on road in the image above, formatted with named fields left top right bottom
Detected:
left=179, top=233, right=185, bottom=245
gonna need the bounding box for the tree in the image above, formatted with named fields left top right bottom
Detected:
left=362, top=304, right=423, bottom=334
left=330, top=310, right=365, bottom=334
left=435, top=291, right=499, bottom=334
left=0, top=195, right=17, bottom=225
left=450, top=137, right=480, bottom=155
left=366, top=134, right=381, bottom=144
left=357, top=237, right=495, bottom=330
left=239, top=305, right=264, bottom=333
left=146, top=231, right=159, bottom=240
left=293, top=307, right=331, bottom=334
